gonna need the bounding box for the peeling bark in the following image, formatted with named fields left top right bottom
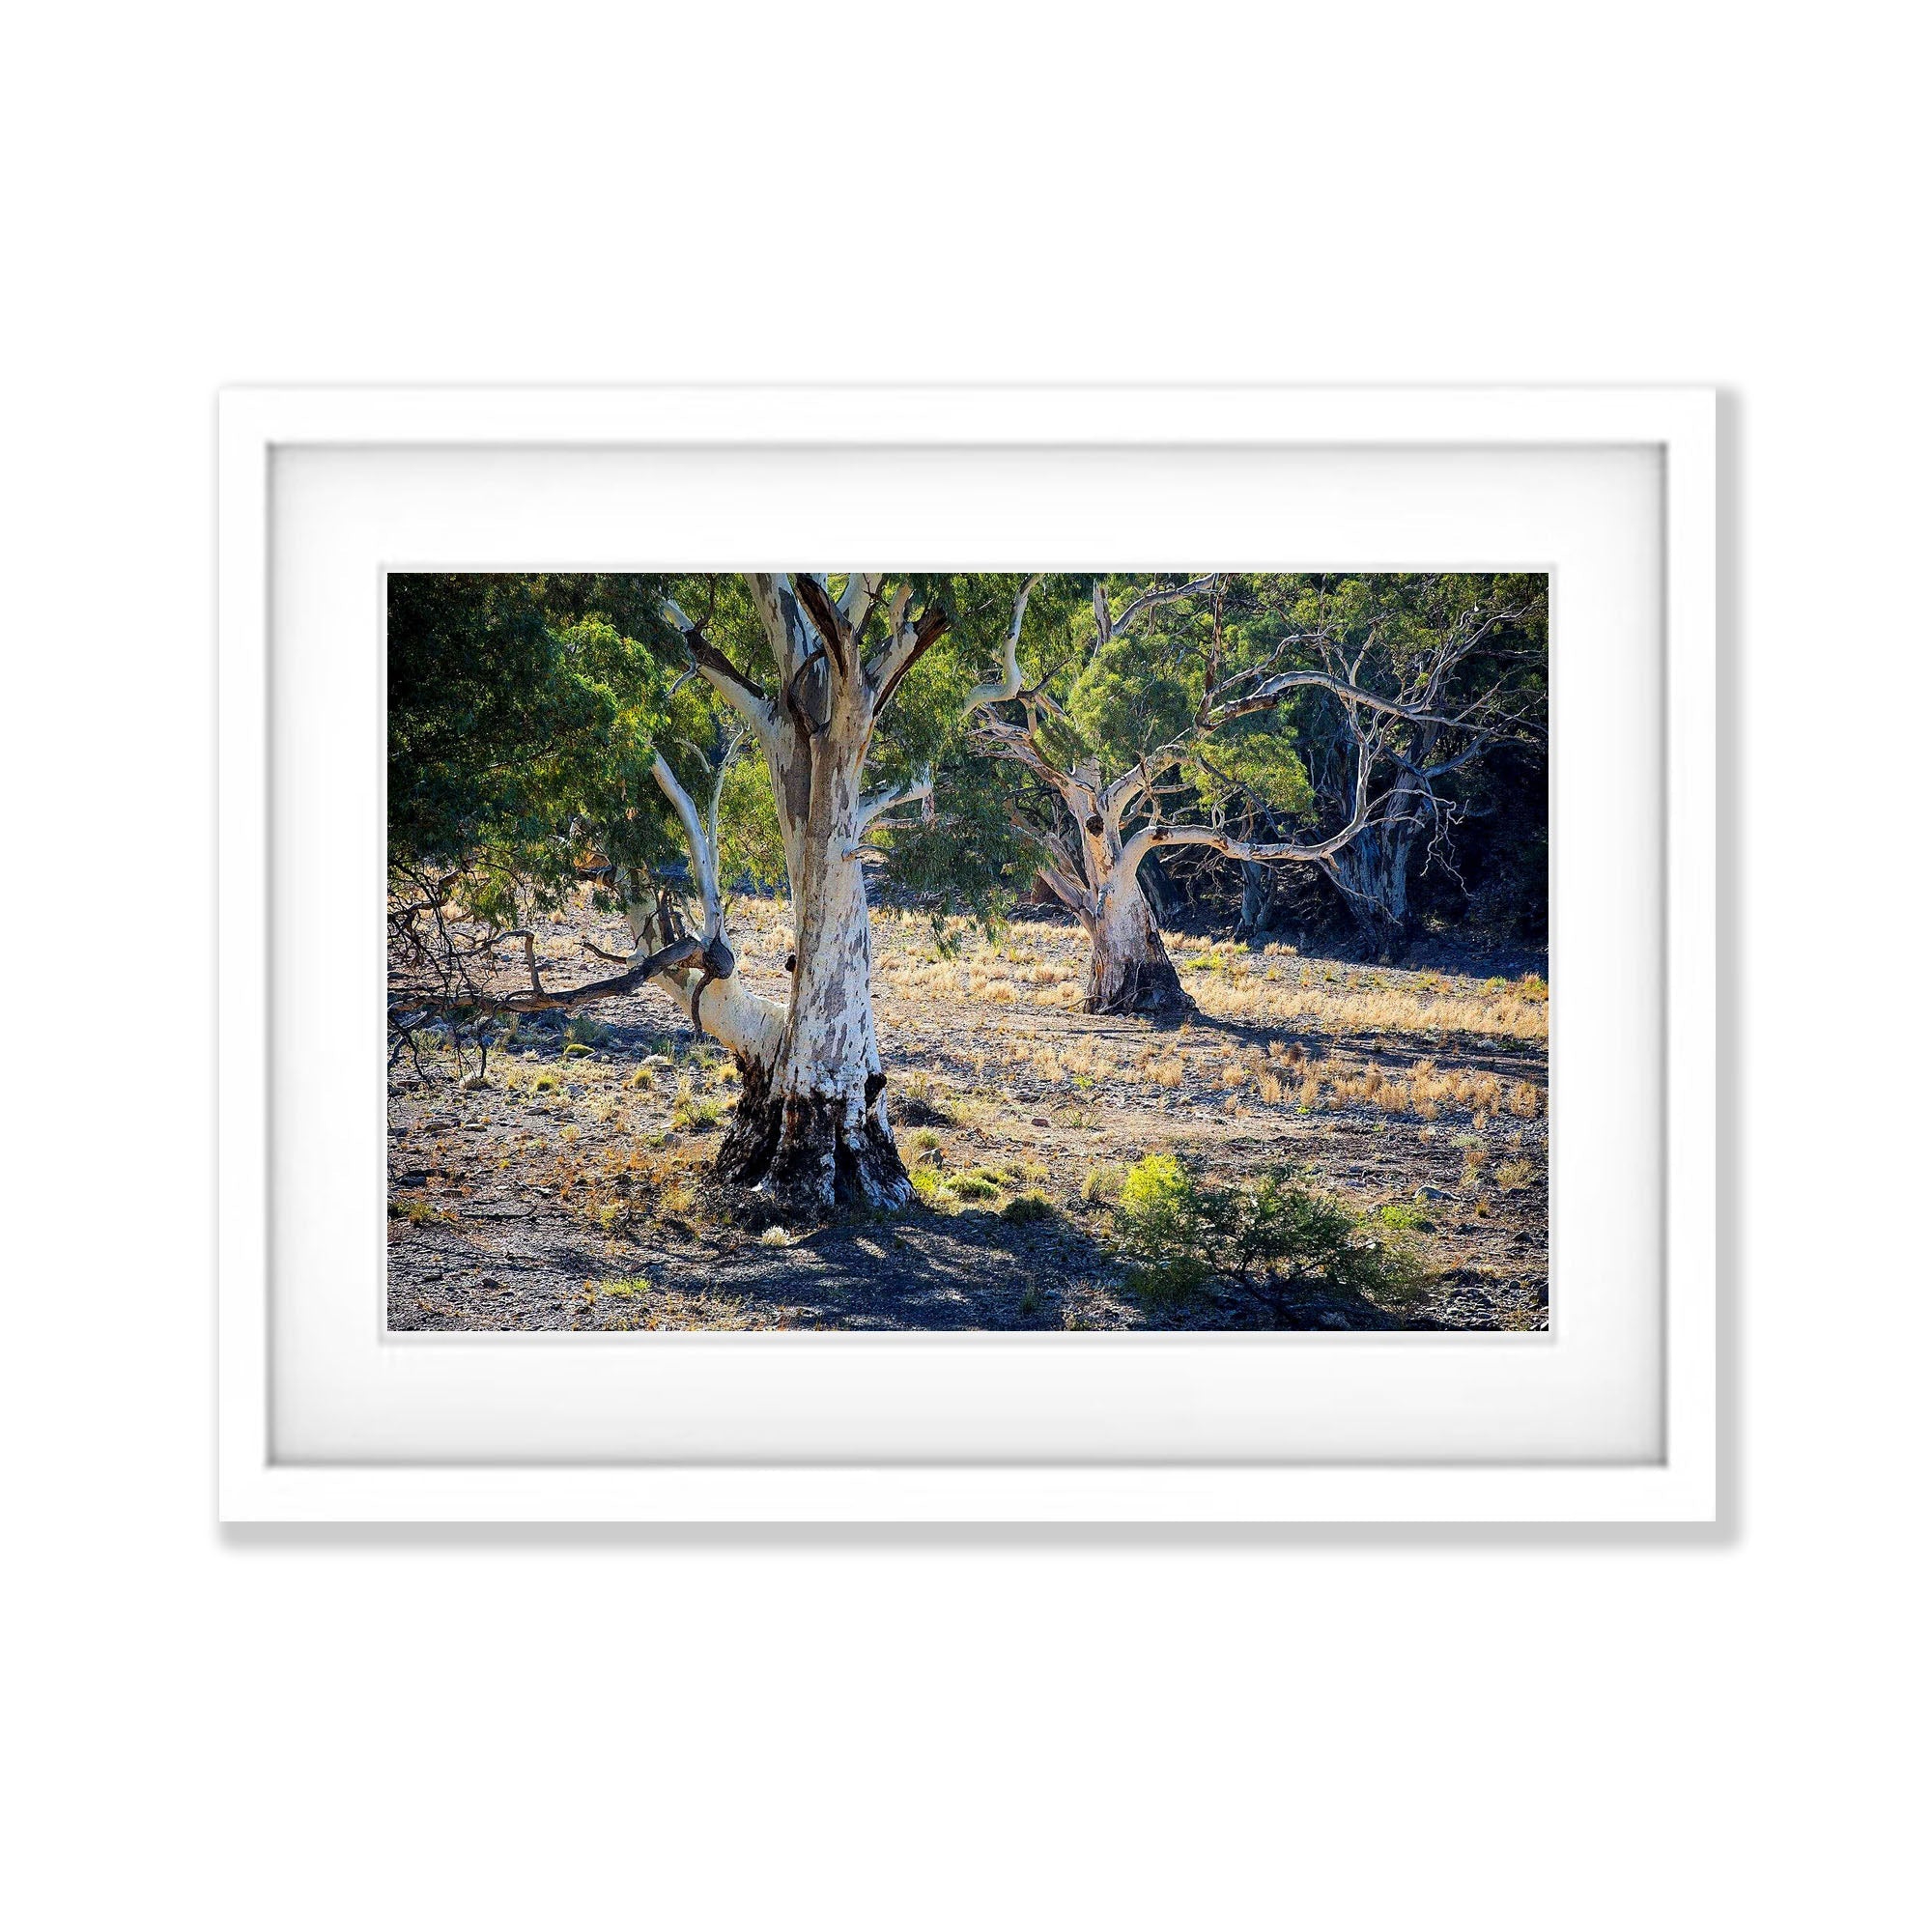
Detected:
left=1082, top=880, right=1191, bottom=1016
left=717, top=757, right=910, bottom=1209
left=1321, top=816, right=1418, bottom=949
left=670, top=575, right=927, bottom=1214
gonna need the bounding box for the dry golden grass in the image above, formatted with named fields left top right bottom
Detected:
left=877, top=917, right=1547, bottom=1044
left=1188, top=961, right=1548, bottom=1043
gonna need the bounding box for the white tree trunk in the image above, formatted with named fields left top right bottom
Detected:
left=1080, top=870, right=1191, bottom=1016
left=713, top=671, right=909, bottom=1211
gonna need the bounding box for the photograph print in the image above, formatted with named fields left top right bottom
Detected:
left=387, top=570, right=1548, bottom=1332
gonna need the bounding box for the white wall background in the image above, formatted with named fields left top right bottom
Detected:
left=3, top=5, right=1923, bottom=1927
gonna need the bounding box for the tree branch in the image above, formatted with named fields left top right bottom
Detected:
left=964, top=574, right=1044, bottom=711
left=867, top=598, right=951, bottom=714
left=839, top=572, right=886, bottom=638
left=650, top=753, right=725, bottom=945
left=790, top=572, right=853, bottom=675
left=663, top=599, right=783, bottom=753
left=854, top=766, right=933, bottom=836
left=390, top=932, right=709, bottom=1022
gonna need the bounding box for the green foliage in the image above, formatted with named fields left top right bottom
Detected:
left=1118, top=1153, right=1196, bottom=1252
left=1204, top=720, right=1317, bottom=825
left=715, top=753, right=787, bottom=892
left=1066, top=631, right=1199, bottom=770
left=670, top=1080, right=724, bottom=1132
left=387, top=574, right=686, bottom=923
left=999, top=1191, right=1053, bottom=1225
left=1375, top=1201, right=1431, bottom=1232
left=1129, top=1256, right=1216, bottom=1313
left=1112, top=1154, right=1431, bottom=1307
left=588, top=1276, right=651, bottom=1298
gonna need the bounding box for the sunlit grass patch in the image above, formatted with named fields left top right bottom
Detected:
left=1082, top=1162, right=1125, bottom=1206
left=1192, top=968, right=1549, bottom=1044
left=671, top=1078, right=725, bottom=1132
left=388, top=1192, right=455, bottom=1226
left=589, top=1274, right=649, bottom=1297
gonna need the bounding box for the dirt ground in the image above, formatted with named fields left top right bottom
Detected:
left=388, top=893, right=1549, bottom=1332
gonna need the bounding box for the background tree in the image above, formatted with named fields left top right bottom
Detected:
left=932, top=573, right=1493, bottom=1014
left=1270, top=574, right=1548, bottom=948
left=385, top=573, right=784, bottom=1079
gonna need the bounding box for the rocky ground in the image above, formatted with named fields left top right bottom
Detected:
left=388, top=894, right=1549, bottom=1332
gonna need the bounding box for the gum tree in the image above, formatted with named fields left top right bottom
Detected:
left=643, top=573, right=969, bottom=1209
left=953, top=574, right=1466, bottom=1014
left=384, top=573, right=785, bottom=1079
left=389, top=570, right=989, bottom=1213
left=1277, top=574, right=1548, bottom=945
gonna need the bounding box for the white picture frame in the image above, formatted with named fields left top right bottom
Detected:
left=218, top=384, right=1716, bottom=1522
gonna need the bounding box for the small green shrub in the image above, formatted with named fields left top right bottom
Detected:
left=562, top=1041, right=594, bottom=1059
left=1000, top=1191, right=1053, bottom=1225
left=590, top=1275, right=649, bottom=1298
left=1112, top=1154, right=1431, bottom=1310
left=1117, top=1153, right=1195, bottom=1252
left=671, top=1078, right=724, bottom=1132
left=1129, top=1255, right=1214, bottom=1313
left=530, top=1071, right=559, bottom=1093
left=950, top=1172, right=1001, bottom=1202
left=565, top=1018, right=611, bottom=1047
left=388, top=1193, right=454, bottom=1226
left=909, top=1165, right=955, bottom=1207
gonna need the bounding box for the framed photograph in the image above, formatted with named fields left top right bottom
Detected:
left=218, top=384, right=1715, bottom=1521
